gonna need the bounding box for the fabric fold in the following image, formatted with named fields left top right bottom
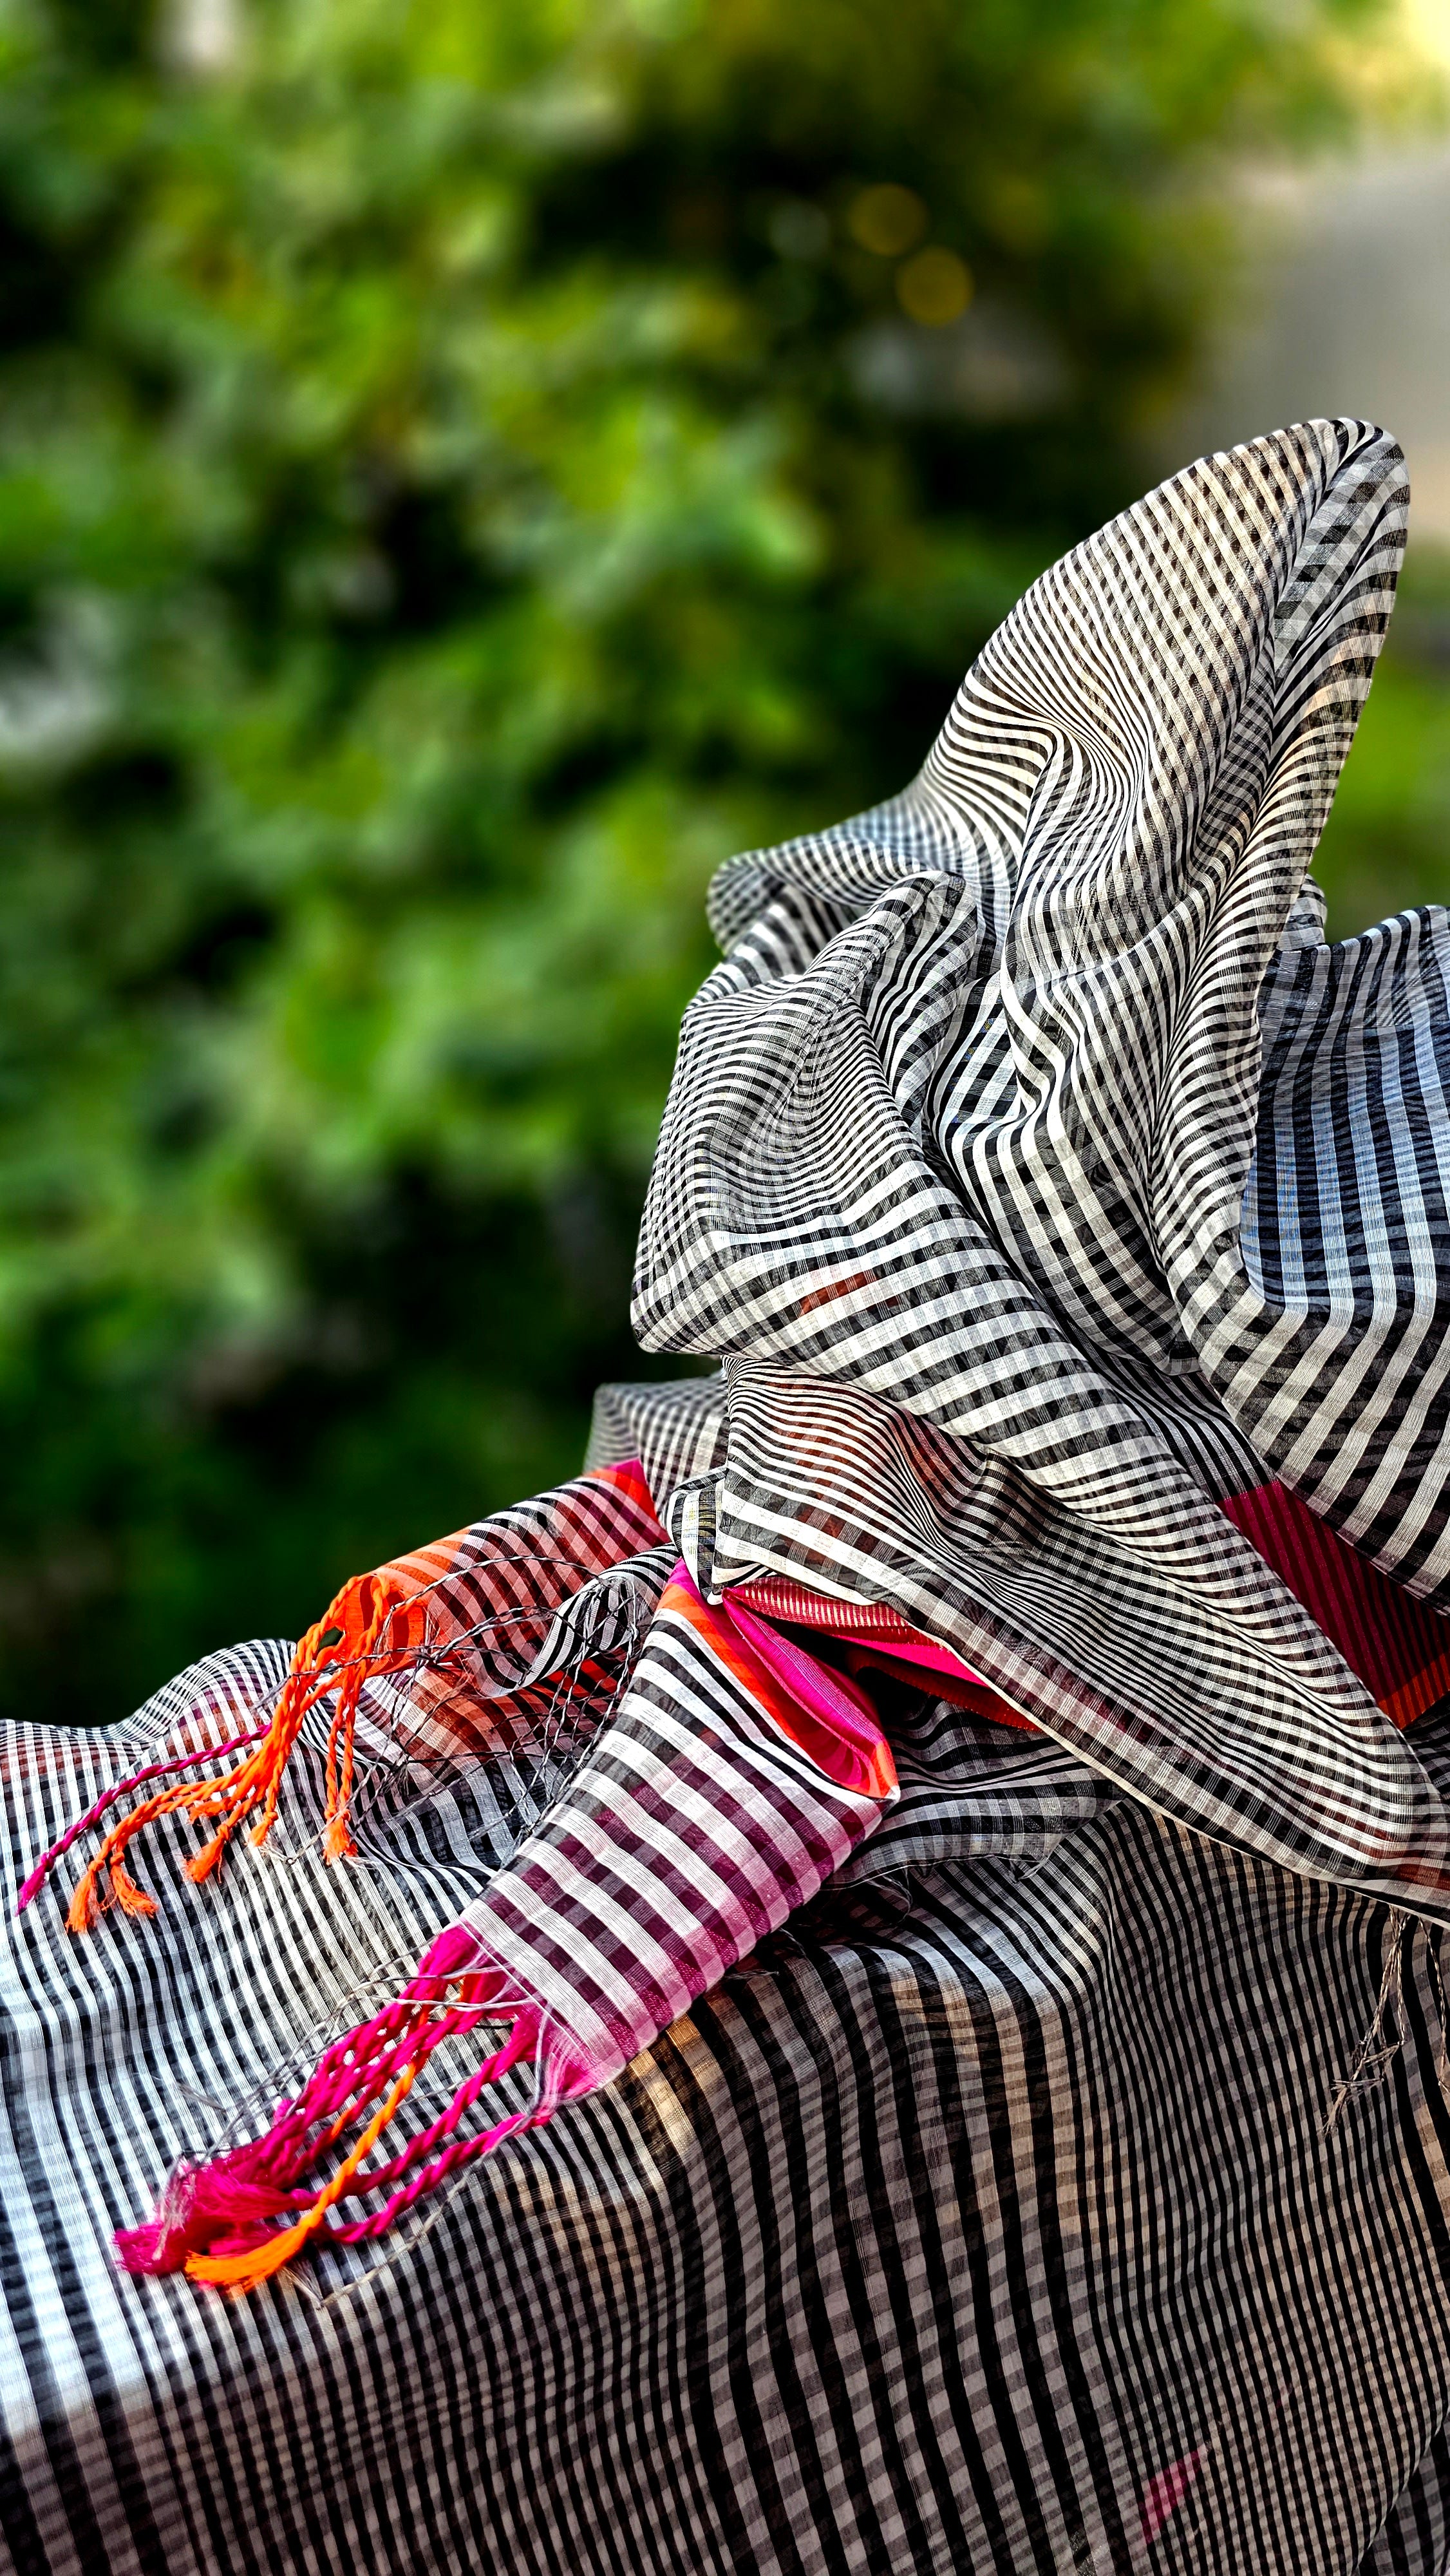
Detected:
left=100, top=1548, right=897, bottom=2286
left=29, top=417, right=1450, bottom=2304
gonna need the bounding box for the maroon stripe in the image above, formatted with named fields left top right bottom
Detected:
left=1223, top=1481, right=1450, bottom=1723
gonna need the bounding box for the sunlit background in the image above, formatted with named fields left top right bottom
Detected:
left=0, top=0, right=1445, bottom=1722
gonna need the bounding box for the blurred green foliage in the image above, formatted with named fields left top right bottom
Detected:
left=1316, top=547, right=1450, bottom=938
left=0, top=0, right=1414, bottom=1719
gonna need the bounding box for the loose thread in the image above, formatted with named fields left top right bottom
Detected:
left=1325, top=1907, right=1409, bottom=2134
left=1422, top=1922, right=1450, bottom=2109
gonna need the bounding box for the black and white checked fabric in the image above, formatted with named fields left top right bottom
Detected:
left=626, top=414, right=1450, bottom=1920
left=6, top=1685, right=1450, bottom=2572
left=8, top=419, right=1450, bottom=2572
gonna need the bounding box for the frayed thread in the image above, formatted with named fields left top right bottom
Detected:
left=1324, top=1907, right=1408, bottom=2133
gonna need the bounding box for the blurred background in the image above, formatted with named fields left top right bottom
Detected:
left=0, top=0, right=1446, bottom=1723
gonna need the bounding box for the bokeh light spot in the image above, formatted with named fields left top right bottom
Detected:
left=896, top=247, right=974, bottom=326
left=849, top=184, right=928, bottom=258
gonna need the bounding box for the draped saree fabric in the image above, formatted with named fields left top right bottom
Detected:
left=6, top=416, right=1450, bottom=2568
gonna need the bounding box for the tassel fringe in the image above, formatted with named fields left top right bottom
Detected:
left=30, top=1569, right=428, bottom=1930
left=15, top=1721, right=270, bottom=1914
left=114, top=1924, right=562, bottom=2292
left=24, top=1542, right=651, bottom=1934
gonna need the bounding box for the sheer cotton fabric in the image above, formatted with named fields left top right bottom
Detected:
left=8, top=419, right=1450, bottom=2570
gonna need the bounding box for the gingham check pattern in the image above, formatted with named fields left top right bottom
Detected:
left=8, top=421, right=1450, bottom=2573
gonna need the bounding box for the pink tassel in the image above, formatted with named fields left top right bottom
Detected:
left=114, top=1925, right=562, bottom=2284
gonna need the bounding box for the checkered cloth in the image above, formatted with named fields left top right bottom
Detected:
left=6, top=419, right=1450, bottom=2571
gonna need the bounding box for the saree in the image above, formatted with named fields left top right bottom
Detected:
left=5, top=415, right=1450, bottom=2570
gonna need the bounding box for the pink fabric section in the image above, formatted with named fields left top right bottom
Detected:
left=1223, top=1480, right=1450, bottom=1727
left=728, top=1578, right=926, bottom=1639
left=1140, top=2448, right=1206, bottom=2545
left=727, top=1577, right=1037, bottom=1732
left=843, top=1632, right=992, bottom=1687
left=716, top=1589, right=887, bottom=1771
left=587, top=1455, right=663, bottom=1527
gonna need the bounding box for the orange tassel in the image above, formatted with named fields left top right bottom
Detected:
left=66, top=1781, right=204, bottom=1931
left=66, top=1567, right=428, bottom=1928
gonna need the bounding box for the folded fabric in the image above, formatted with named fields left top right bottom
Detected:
left=22, top=1469, right=906, bottom=2287
left=621, top=416, right=1450, bottom=1910
left=26, top=416, right=1450, bottom=2302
